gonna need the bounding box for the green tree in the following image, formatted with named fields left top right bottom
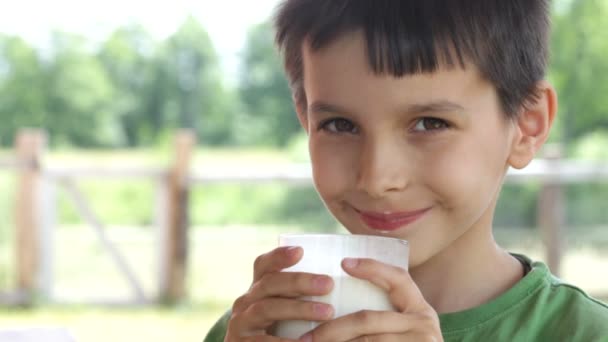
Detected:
left=238, top=21, right=299, bottom=147
left=98, top=24, right=159, bottom=146
left=550, top=0, right=608, bottom=147
left=44, top=31, right=116, bottom=147
left=157, top=16, right=235, bottom=145
left=0, top=35, right=47, bottom=146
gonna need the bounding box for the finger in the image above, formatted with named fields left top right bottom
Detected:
left=345, top=333, right=437, bottom=342
left=250, top=272, right=334, bottom=301
left=234, top=272, right=333, bottom=312
left=232, top=297, right=334, bottom=334
left=253, top=246, right=303, bottom=282
left=229, top=298, right=333, bottom=341
left=345, top=334, right=413, bottom=342
left=341, top=258, right=429, bottom=312
left=240, top=337, right=296, bottom=342
left=227, top=331, right=296, bottom=342
left=303, top=310, right=426, bottom=341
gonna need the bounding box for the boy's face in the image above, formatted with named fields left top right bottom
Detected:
left=297, top=32, right=519, bottom=267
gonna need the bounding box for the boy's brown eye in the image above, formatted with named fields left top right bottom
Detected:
left=321, top=118, right=358, bottom=133
left=413, top=117, right=449, bottom=132
left=335, top=119, right=355, bottom=131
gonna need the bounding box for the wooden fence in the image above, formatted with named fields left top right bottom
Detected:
left=2, top=129, right=195, bottom=305
left=1, top=129, right=608, bottom=306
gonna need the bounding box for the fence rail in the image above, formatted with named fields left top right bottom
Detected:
left=189, top=164, right=313, bottom=185
left=0, top=129, right=607, bottom=306
left=0, top=158, right=31, bottom=169
left=506, top=159, right=608, bottom=183
left=45, top=166, right=167, bottom=181
left=189, top=160, right=608, bottom=184
left=6, top=160, right=608, bottom=184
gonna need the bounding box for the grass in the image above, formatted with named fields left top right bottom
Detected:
left=0, top=305, right=219, bottom=342
left=0, top=172, right=14, bottom=291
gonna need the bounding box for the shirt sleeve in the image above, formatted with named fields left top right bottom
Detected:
left=204, top=310, right=231, bottom=342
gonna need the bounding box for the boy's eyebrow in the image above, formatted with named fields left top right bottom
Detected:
left=405, top=100, right=466, bottom=115
left=308, top=100, right=465, bottom=116
left=308, top=101, right=351, bottom=115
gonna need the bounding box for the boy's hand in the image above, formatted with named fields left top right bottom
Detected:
left=225, top=246, right=335, bottom=341
left=300, top=258, right=443, bottom=342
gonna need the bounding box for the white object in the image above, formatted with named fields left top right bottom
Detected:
left=0, top=328, right=76, bottom=342
left=274, top=234, right=409, bottom=339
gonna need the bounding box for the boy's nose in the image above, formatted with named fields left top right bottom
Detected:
left=355, top=139, right=410, bottom=198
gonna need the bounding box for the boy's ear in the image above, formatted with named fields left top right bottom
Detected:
left=507, top=81, right=558, bottom=169
left=294, top=95, right=310, bottom=134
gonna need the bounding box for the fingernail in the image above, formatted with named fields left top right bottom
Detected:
left=343, top=258, right=359, bottom=269
left=313, top=276, right=330, bottom=290
left=285, top=246, right=300, bottom=257
left=299, top=332, right=312, bottom=342
left=313, top=303, right=332, bottom=318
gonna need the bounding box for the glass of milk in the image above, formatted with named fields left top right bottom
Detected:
left=273, top=234, right=409, bottom=339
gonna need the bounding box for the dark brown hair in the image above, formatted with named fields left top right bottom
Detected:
left=274, top=0, right=551, bottom=118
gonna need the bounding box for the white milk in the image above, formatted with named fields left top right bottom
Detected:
left=273, top=276, right=395, bottom=339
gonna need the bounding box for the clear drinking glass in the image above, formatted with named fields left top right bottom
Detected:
left=274, top=234, right=409, bottom=339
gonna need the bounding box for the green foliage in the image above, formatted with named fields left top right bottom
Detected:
left=237, top=22, right=300, bottom=147
left=45, top=32, right=116, bottom=147
left=286, top=132, right=310, bottom=163
left=0, top=35, right=48, bottom=146
left=495, top=180, right=608, bottom=229
left=0, top=32, right=118, bottom=147
left=571, top=130, right=608, bottom=160
left=50, top=177, right=337, bottom=232
left=276, top=187, right=338, bottom=231
left=191, top=184, right=337, bottom=231
left=566, top=183, right=608, bottom=226
left=157, top=17, right=237, bottom=145
left=0, top=18, right=236, bottom=148
left=57, top=180, right=154, bottom=226
left=54, top=175, right=608, bottom=231
left=562, top=130, right=608, bottom=226
left=494, top=183, right=541, bottom=228
left=190, top=184, right=287, bottom=225
left=1, top=2, right=607, bottom=150
left=97, top=24, right=159, bottom=146
left=550, top=0, right=608, bottom=146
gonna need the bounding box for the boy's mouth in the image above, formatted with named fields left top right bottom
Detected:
left=354, top=207, right=432, bottom=232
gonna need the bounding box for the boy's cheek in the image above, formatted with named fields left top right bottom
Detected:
left=311, top=143, right=359, bottom=184
left=313, top=166, right=351, bottom=202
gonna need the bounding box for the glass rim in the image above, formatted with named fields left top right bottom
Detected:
left=279, top=233, right=408, bottom=246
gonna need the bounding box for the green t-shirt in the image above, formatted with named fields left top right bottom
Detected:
left=204, top=255, right=608, bottom=341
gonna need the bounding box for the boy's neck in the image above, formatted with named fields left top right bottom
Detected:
left=410, top=212, right=524, bottom=314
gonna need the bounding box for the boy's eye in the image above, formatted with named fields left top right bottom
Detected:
left=320, top=118, right=359, bottom=134
left=412, top=117, right=449, bottom=132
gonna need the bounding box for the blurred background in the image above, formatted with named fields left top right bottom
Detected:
left=0, top=0, right=607, bottom=341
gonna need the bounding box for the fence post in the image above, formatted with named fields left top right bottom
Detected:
left=159, top=130, right=196, bottom=303
left=14, top=129, right=46, bottom=303
left=537, top=144, right=565, bottom=276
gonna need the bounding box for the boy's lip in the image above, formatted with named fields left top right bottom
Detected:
left=354, top=207, right=432, bottom=231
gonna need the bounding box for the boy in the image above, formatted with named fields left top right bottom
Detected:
left=206, top=0, right=608, bottom=341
